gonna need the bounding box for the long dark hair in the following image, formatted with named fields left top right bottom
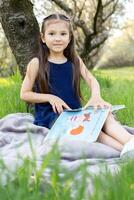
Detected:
left=37, top=13, right=82, bottom=99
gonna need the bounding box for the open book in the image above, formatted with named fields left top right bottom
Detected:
left=45, top=105, right=125, bottom=143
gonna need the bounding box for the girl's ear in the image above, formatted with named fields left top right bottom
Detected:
left=41, top=33, right=45, bottom=43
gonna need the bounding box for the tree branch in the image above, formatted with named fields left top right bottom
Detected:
left=78, top=0, right=87, bottom=19
left=93, top=0, right=103, bottom=35
left=74, top=18, right=92, bottom=36
left=103, top=0, right=114, bottom=8
left=72, top=0, right=78, bottom=17
left=51, top=0, right=73, bottom=15
left=102, top=0, right=119, bottom=22
left=90, top=33, right=107, bottom=51
left=80, top=30, right=108, bottom=59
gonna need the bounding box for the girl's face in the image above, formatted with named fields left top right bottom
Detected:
left=42, top=20, right=70, bottom=54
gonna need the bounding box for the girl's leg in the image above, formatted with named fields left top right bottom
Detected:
left=103, top=113, right=133, bottom=145
left=97, top=131, right=123, bottom=151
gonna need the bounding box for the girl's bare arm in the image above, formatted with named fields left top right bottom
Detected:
left=79, top=58, right=101, bottom=98
left=79, top=57, right=111, bottom=109
left=20, top=57, right=51, bottom=103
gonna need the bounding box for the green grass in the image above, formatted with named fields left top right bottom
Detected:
left=0, top=142, right=91, bottom=200
left=0, top=67, right=134, bottom=125
left=90, top=159, right=134, bottom=200
left=81, top=67, right=134, bottom=126
left=0, top=67, right=134, bottom=199
left=0, top=71, right=27, bottom=117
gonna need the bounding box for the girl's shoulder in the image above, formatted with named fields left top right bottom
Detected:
left=28, top=57, right=39, bottom=66
left=26, top=57, right=39, bottom=77
left=27, top=57, right=39, bottom=70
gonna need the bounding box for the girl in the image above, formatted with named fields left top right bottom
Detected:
left=20, top=13, right=134, bottom=157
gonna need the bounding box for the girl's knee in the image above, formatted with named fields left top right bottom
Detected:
left=103, top=112, right=115, bottom=130
left=97, top=131, right=103, bottom=142
left=105, top=112, right=115, bottom=123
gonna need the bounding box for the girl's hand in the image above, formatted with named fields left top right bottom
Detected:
left=84, top=97, right=112, bottom=111
left=49, top=95, right=71, bottom=114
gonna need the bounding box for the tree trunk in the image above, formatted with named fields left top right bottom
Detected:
left=0, top=0, right=40, bottom=78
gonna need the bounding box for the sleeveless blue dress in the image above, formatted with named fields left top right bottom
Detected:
left=34, top=60, right=81, bottom=128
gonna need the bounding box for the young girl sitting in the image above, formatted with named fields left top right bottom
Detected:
left=20, top=13, right=134, bottom=157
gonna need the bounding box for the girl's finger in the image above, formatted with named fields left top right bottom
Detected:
left=59, top=105, right=64, bottom=113
left=93, top=105, right=98, bottom=112
left=97, top=104, right=103, bottom=109
left=52, top=104, right=56, bottom=113
left=105, top=104, right=111, bottom=109
left=63, top=103, right=71, bottom=110
left=59, top=103, right=65, bottom=113
left=55, top=103, right=61, bottom=114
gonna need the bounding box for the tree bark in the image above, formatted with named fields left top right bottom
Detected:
left=0, top=0, right=40, bottom=78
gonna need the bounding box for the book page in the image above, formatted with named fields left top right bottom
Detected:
left=46, top=107, right=110, bottom=142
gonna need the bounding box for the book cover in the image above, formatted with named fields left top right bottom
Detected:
left=45, top=105, right=125, bottom=143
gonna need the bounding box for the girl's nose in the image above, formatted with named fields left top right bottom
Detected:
left=55, top=35, right=61, bottom=41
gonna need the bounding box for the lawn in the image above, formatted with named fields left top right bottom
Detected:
left=0, top=67, right=134, bottom=199
left=1, top=67, right=133, bottom=125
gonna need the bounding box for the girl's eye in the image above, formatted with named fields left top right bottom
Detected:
left=49, top=32, right=54, bottom=35
left=61, top=33, right=67, bottom=35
